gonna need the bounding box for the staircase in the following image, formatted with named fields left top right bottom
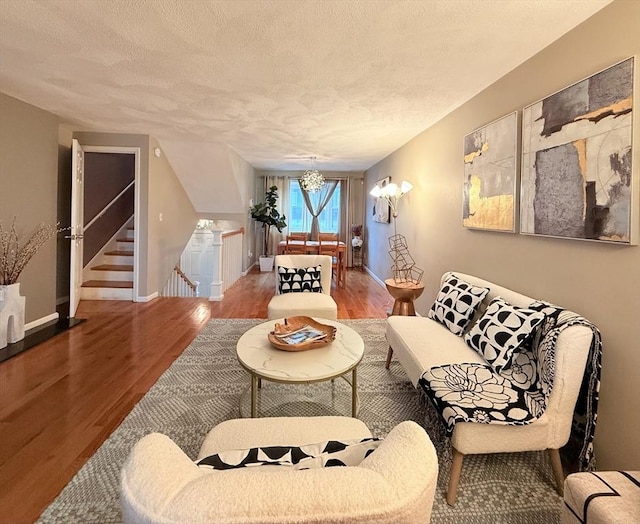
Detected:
left=81, top=227, right=134, bottom=300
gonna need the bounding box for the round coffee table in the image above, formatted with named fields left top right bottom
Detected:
left=236, top=318, right=364, bottom=418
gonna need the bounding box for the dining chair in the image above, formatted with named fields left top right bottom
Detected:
left=284, top=233, right=308, bottom=254
left=318, top=233, right=342, bottom=287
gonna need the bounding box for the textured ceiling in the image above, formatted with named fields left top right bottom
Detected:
left=0, top=0, right=610, bottom=174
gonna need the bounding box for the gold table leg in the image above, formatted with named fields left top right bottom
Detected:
left=351, top=368, right=358, bottom=417
left=251, top=374, right=258, bottom=418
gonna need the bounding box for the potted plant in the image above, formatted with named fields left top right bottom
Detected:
left=250, top=186, right=287, bottom=271
left=351, top=224, right=363, bottom=248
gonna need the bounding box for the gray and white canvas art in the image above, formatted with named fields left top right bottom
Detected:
left=463, top=111, right=517, bottom=232
left=521, top=57, right=634, bottom=243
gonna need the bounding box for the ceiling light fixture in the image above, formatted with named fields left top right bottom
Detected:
left=299, top=156, right=325, bottom=193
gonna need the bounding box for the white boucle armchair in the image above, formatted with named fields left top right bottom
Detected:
left=121, top=416, right=438, bottom=524
left=267, top=254, right=338, bottom=320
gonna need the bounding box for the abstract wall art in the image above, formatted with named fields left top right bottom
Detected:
left=463, top=111, right=518, bottom=232
left=521, top=57, right=634, bottom=243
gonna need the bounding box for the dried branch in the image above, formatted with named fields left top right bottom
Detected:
left=0, top=217, right=63, bottom=285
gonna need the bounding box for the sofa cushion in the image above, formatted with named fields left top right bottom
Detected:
left=278, top=265, right=323, bottom=293
left=267, top=292, right=338, bottom=321
left=197, top=437, right=382, bottom=471
left=427, top=274, right=489, bottom=335
left=464, top=297, right=545, bottom=372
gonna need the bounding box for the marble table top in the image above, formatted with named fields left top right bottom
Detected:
left=236, top=318, right=364, bottom=383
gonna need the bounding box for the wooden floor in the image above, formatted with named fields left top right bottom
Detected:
left=0, top=268, right=389, bottom=523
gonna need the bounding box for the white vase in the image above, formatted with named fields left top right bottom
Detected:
left=0, top=283, right=26, bottom=349
left=259, top=256, right=274, bottom=272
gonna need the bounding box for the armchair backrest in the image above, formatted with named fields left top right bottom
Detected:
left=274, top=255, right=333, bottom=296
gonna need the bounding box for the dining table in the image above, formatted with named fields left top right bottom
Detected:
left=277, top=240, right=347, bottom=287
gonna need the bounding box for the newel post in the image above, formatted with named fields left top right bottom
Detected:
left=208, top=227, right=224, bottom=301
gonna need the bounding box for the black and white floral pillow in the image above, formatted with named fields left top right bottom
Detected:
left=427, top=274, right=489, bottom=335
left=196, top=437, right=381, bottom=471
left=278, top=265, right=323, bottom=294
left=464, top=297, right=546, bottom=372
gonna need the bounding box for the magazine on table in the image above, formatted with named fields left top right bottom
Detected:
left=275, top=325, right=327, bottom=345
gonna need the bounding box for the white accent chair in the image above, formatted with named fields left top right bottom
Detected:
left=267, top=254, right=338, bottom=320
left=121, top=417, right=439, bottom=524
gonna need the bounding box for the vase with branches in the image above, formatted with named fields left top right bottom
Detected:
left=351, top=224, right=363, bottom=248
left=1, top=218, right=62, bottom=285
left=1, top=218, right=63, bottom=348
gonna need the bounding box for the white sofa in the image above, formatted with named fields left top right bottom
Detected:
left=268, top=254, right=338, bottom=320
left=121, top=416, right=438, bottom=523
left=386, top=271, right=595, bottom=505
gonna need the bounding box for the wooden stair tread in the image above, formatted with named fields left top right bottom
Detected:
left=105, top=250, right=134, bottom=256
left=91, top=264, right=133, bottom=271
left=82, top=280, right=133, bottom=288
left=116, top=238, right=134, bottom=242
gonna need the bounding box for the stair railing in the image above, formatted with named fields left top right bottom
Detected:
left=221, top=228, right=244, bottom=293
left=84, top=180, right=135, bottom=232
left=162, top=265, right=199, bottom=297
left=209, top=227, right=244, bottom=301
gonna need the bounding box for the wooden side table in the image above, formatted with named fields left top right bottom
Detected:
left=384, top=279, right=425, bottom=368
left=385, top=279, right=425, bottom=316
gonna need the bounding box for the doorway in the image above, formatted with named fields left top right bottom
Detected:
left=57, top=144, right=141, bottom=318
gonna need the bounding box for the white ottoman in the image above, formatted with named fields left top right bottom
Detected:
left=562, top=471, right=640, bottom=524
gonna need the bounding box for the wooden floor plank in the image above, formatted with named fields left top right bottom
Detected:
left=0, top=267, right=389, bottom=523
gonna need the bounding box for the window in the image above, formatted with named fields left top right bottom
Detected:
left=288, top=180, right=341, bottom=233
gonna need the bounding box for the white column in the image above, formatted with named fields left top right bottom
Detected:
left=208, top=227, right=224, bottom=301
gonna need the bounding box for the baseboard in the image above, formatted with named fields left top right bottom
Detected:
left=365, top=266, right=386, bottom=288
left=25, top=312, right=59, bottom=331
left=135, top=292, right=158, bottom=303
left=242, top=262, right=256, bottom=276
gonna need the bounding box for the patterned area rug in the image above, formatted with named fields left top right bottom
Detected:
left=38, top=319, right=562, bottom=523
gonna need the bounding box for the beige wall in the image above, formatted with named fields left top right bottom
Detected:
left=365, top=0, right=639, bottom=470
left=147, top=136, right=198, bottom=293
left=0, top=94, right=59, bottom=323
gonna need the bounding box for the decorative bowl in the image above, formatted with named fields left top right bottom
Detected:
left=268, top=316, right=336, bottom=351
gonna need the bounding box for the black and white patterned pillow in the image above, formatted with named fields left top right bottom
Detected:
left=464, top=297, right=546, bottom=372
left=196, top=437, right=382, bottom=471
left=278, top=265, right=323, bottom=294
left=427, top=274, right=489, bottom=335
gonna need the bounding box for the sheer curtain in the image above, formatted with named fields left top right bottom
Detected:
left=301, top=181, right=338, bottom=240
left=339, top=179, right=348, bottom=246
left=264, top=175, right=289, bottom=256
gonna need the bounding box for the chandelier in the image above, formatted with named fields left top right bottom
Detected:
left=299, top=156, right=325, bottom=193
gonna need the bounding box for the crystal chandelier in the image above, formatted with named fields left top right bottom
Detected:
left=299, top=156, right=325, bottom=193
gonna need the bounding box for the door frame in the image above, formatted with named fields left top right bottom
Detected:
left=79, top=145, right=141, bottom=302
